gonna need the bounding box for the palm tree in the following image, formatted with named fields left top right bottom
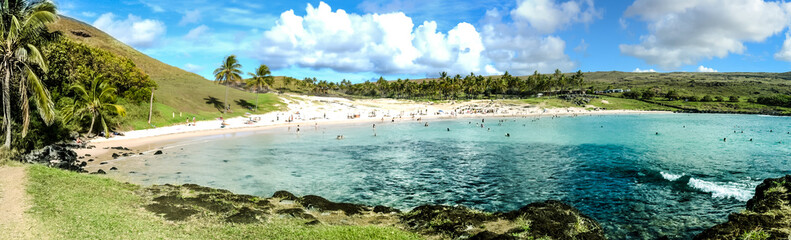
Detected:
left=246, top=64, right=273, bottom=111
left=1, top=0, right=59, bottom=148
left=62, top=74, right=126, bottom=138
left=213, top=55, right=242, bottom=114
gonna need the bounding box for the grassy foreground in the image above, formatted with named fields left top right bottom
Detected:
left=26, top=165, right=421, bottom=239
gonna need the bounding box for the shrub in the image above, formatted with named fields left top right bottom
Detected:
left=729, top=96, right=740, bottom=102
left=701, top=95, right=713, bottom=102
left=715, top=96, right=725, bottom=102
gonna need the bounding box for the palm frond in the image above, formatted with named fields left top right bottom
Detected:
left=25, top=66, right=54, bottom=124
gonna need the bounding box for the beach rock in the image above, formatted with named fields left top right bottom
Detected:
left=276, top=208, right=317, bottom=220
left=401, top=201, right=605, bottom=239
left=226, top=207, right=265, bottom=224
left=272, top=191, right=298, bottom=201
left=20, top=144, right=81, bottom=171
left=99, top=162, right=108, bottom=165
left=154, top=150, right=163, bottom=155
left=93, top=169, right=106, bottom=174
left=696, top=175, right=791, bottom=239
left=297, top=195, right=367, bottom=215
left=79, top=162, right=87, bottom=167
left=111, top=153, right=120, bottom=159
left=110, top=167, right=118, bottom=171
left=85, top=154, right=91, bottom=157
left=373, top=205, right=401, bottom=214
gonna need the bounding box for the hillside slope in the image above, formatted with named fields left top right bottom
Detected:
left=47, top=16, right=285, bottom=129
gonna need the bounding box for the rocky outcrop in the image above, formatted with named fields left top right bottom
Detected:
left=139, top=184, right=606, bottom=239
left=402, top=200, right=605, bottom=239
left=696, top=175, right=791, bottom=240
left=20, top=144, right=83, bottom=172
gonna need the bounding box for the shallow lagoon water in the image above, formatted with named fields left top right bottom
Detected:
left=113, top=114, right=791, bottom=239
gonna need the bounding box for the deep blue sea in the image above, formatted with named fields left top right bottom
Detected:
left=111, top=113, right=791, bottom=239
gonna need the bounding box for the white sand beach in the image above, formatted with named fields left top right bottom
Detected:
left=75, top=94, right=669, bottom=162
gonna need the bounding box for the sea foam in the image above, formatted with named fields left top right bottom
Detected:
left=660, top=171, right=753, bottom=202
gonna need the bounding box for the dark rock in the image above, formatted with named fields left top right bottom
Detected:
left=272, top=190, right=298, bottom=201
left=110, top=167, right=118, bottom=171
left=70, top=30, right=92, bottom=38
left=297, top=195, right=367, bottom=215
left=87, top=159, right=94, bottom=162
left=94, top=169, right=106, bottom=174
left=21, top=144, right=82, bottom=171
left=78, top=156, right=84, bottom=159
left=99, top=162, right=108, bottom=165
left=154, top=150, right=163, bottom=155
left=111, top=153, right=120, bottom=158
left=401, top=205, right=496, bottom=237
left=498, top=200, right=605, bottom=240
left=305, top=220, right=321, bottom=225
left=276, top=208, right=316, bottom=220
left=469, top=231, right=518, bottom=240
left=85, top=154, right=91, bottom=157
left=696, top=175, right=791, bottom=239
left=373, top=205, right=401, bottom=214
left=139, top=153, right=143, bottom=155
left=122, top=153, right=132, bottom=157
left=226, top=207, right=265, bottom=224
left=144, top=203, right=198, bottom=221
left=79, top=162, right=87, bottom=167
left=110, top=146, right=130, bottom=151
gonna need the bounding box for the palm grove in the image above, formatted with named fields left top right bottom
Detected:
left=1, top=0, right=152, bottom=151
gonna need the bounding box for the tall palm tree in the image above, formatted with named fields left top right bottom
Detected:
left=62, top=74, right=126, bottom=138
left=246, top=64, right=273, bottom=111
left=213, top=55, right=242, bottom=114
left=1, top=0, right=58, bottom=148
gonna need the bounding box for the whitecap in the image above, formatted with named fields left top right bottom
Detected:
left=687, top=178, right=753, bottom=202
left=660, top=171, right=684, bottom=181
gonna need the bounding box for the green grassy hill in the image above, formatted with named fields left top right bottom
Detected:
left=47, top=16, right=285, bottom=130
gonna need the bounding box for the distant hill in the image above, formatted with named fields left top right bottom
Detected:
left=47, top=16, right=284, bottom=129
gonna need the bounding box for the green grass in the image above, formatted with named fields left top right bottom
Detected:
left=26, top=165, right=422, bottom=239
left=740, top=229, right=770, bottom=240
left=518, top=98, right=577, bottom=108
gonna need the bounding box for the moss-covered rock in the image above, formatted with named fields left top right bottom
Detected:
left=696, top=175, right=791, bottom=239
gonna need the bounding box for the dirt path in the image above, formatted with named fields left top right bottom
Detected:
left=0, top=166, right=36, bottom=239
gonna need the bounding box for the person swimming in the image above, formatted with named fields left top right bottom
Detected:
left=505, top=133, right=510, bottom=137
left=425, top=122, right=429, bottom=127
left=447, top=128, right=450, bottom=131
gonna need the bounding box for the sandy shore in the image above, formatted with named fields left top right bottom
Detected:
left=75, top=94, right=671, bottom=169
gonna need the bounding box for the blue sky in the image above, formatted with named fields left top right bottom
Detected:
left=56, top=0, right=791, bottom=82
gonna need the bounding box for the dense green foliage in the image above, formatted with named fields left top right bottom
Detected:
left=1, top=0, right=60, bottom=148
left=61, top=73, right=127, bottom=136
left=756, top=95, right=791, bottom=107
left=43, top=37, right=155, bottom=103
left=320, top=70, right=585, bottom=100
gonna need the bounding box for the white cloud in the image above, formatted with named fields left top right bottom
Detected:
left=775, top=31, right=791, bottom=61
left=253, top=1, right=596, bottom=76
left=574, top=39, right=588, bottom=53
left=183, top=63, right=204, bottom=73
left=633, top=68, right=656, bottom=73
left=184, top=25, right=209, bottom=40
left=179, top=9, right=201, bottom=26
left=140, top=1, right=165, bottom=13
left=93, top=13, right=166, bottom=49
left=621, top=0, right=789, bottom=69
left=697, top=65, right=718, bottom=72
left=81, top=12, right=96, bottom=18
left=510, top=0, right=602, bottom=34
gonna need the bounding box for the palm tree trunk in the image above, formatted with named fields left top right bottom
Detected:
left=255, top=90, right=259, bottom=112
left=224, top=84, right=229, bottom=114
left=3, top=64, right=12, bottom=148
left=88, top=115, right=96, bottom=136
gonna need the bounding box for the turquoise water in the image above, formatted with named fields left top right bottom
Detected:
left=115, top=114, right=791, bottom=239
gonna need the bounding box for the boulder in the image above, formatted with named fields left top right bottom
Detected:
left=21, top=144, right=81, bottom=171
left=154, top=150, right=163, bottom=155
left=297, top=195, right=367, bottom=215
left=272, top=191, right=298, bottom=201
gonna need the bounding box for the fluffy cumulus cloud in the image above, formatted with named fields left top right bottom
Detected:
left=774, top=32, right=791, bottom=61
left=254, top=1, right=595, bottom=76
left=633, top=68, right=656, bottom=73
left=620, top=0, right=790, bottom=69
left=93, top=13, right=166, bottom=48
left=510, top=0, right=601, bottom=33
left=697, top=65, right=717, bottom=72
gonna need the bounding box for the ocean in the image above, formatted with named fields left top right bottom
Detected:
left=110, top=113, right=791, bottom=239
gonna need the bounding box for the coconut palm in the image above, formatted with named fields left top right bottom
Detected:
left=213, top=55, right=242, bottom=114
left=246, top=64, right=273, bottom=111
left=62, top=74, right=126, bottom=138
left=0, top=0, right=59, bottom=148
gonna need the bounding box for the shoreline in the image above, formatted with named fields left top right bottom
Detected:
left=76, top=108, right=672, bottom=168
